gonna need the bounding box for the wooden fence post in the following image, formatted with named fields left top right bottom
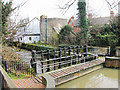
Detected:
left=84, top=44, right=87, bottom=57
left=53, top=49, right=56, bottom=70
left=31, top=50, right=37, bottom=74
left=83, top=45, right=88, bottom=63
left=76, top=46, right=79, bottom=63
left=58, top=48, right=61, bottom=69
left=47, top=49, right=50, bottom=72
left=68, top=47, right=71, bottom=66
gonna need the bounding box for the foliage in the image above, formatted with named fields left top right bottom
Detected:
left=50, top=31, right=58, bottom=46
left=2, top=44, right=22, bottom=62
left=88, top=17, right=119, bottom=56
left=8, top=41, right=55, bottom=51
left=1, top=1, right=14, bottom=35
left=78, top=1, right=88, bottom=29
left=58, top=44, right=74, bottom=48
left=77, top=1, right=89, bottom=45
left=58, top=25, right=73, bottom=44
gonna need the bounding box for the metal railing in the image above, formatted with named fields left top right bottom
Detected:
left=1, top=59, right=35, bottom=77
left=31, top=45, right=97, bottom=74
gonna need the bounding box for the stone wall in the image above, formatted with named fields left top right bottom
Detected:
left=105, top=57, right=120, bottom=68
left=40, top=16, right=67, bottom=43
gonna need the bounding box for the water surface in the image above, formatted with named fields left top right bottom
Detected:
left=56, top=68, right=118, bottom=88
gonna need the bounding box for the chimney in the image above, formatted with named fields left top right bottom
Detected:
left=110, top=11, right=114, bottom=18
left=71, top=16, right=74, bottom=19
left=88, top=13, right=92, bottom=20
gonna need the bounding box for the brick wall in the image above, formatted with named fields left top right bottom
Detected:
left=105, top=57, right=120, bottom=68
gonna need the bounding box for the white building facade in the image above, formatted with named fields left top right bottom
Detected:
left=15, top=17, right=40, bottom=43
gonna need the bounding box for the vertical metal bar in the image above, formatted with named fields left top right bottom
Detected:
left=84, top=57, right=86, bottom=63
left=58, top=48, right=61, bottom=69
left=47, top=49, right=50, bottom=72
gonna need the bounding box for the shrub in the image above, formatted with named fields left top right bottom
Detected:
left=58, top=44, right=74, bottom=48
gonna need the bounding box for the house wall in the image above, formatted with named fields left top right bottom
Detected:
left=40, top=16, right=67, bottom=43
left=16, top=17, right=67, bottom=44
left=19, top=36, right=40, bottom=44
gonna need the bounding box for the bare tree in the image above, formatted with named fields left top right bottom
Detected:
left=58, top=0, right=120, bottom=15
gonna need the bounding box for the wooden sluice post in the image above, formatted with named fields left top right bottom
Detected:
left=58, top=48, right=61, bottom=69
left=53, top=49, right=56, bottom=70
left=76, top=46, right=79, bottom=63
left=31, top=50, right=37, bottom=74
left=68, top=47, right=71, bottom=66
left=47, top=49, right=50, bottom=72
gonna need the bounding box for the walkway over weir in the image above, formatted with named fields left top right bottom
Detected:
left=37, top=57, right=105, bottom=87
left=48, top=57, right=105, bottom=79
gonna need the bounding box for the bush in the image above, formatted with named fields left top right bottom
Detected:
left=58, top=44, right=74, bottom=48
left=11, top=42, right=55, bottom=51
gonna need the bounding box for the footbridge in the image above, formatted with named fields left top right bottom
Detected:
left=31, top=45, right=106, bottom=88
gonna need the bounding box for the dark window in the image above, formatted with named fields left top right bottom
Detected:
left=20, top=37, right=22, bottom=40
left=29, top=37, right=31, bottom=41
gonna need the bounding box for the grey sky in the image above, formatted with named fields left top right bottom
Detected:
left=11, top=0, right=119, bottom=19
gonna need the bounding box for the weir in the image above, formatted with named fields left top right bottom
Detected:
left=31, top=45, right=106, bottom=88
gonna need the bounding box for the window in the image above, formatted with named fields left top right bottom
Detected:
left=20, top=37, right=22, bottom=40
left=29, top=37, right=31, bottom=41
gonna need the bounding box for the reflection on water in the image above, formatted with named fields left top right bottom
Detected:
left=56, top=68, right=118, bottom=88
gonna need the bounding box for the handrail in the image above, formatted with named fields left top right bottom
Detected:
left=0, top=65, right=16, bottom=89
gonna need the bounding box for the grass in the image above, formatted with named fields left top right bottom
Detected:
left=8, top=72, right=26, bottom=79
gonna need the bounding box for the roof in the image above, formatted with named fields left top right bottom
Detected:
left=90, top=17, right=110, bottom=25
left=74, top=16, right=112, bottom=26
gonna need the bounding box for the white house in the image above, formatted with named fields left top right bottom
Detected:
left=14, top=17, right=41, bottom=43
left=14, top=16, right=67, bottom=44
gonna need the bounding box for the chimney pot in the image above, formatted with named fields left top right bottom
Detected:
left=110, top=11, right=114, bottom=18
left=88, top=13, right=92, bottom=20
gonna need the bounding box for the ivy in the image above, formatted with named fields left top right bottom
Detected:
left=78, top=1, right=88, bottom=29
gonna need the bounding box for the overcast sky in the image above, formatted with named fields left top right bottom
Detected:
left=10, top=0, right=119, bottom=20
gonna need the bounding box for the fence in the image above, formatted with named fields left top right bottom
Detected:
left=1, top=59, right=35, bottom=78
left=31, top=45, right=97, bottom=74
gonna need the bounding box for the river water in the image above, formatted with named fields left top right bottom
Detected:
left=56, top=68, right=119, bottom=88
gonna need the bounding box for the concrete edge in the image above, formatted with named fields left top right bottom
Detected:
left=42, top=74, right=55, bottom=88
left=55, top=64, right=103, bottom=86
left=0, top=65, right=16, bottom=88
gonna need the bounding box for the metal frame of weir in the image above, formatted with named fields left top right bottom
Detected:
left=31, top=45, right=98, bottom=74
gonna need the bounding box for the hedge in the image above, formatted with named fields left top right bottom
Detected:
left=8, top=41, right=54, bottom=51
left=58, top=44, right=74, bottom=48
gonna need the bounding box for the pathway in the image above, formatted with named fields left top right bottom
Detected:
left=12, top=77, right=45, bottom=88
left=48, top=57, right=105, bottom=79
